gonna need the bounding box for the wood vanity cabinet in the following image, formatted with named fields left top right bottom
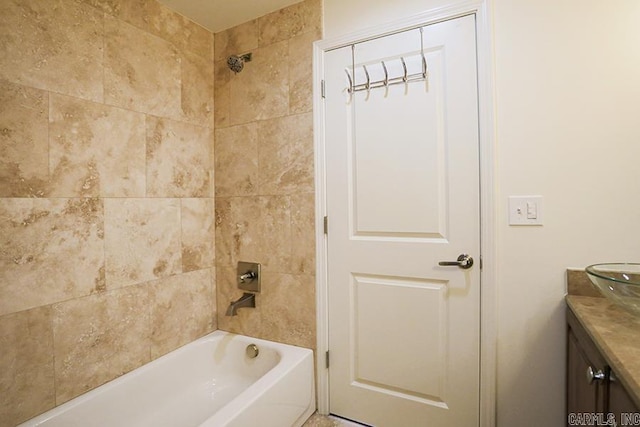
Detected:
left=567, top=308, right=638, bottom=425
left=567, top=308, right=607, bottom=415
left=609, top=371, right=638, bottom=415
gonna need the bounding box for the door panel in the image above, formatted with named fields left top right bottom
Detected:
left=351, top=47, right=446, bottom=238
left=324, top=14, right=480, bottom=426
left=353, top=274, right=449, bottom=404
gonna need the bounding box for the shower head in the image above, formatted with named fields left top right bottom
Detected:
left=227, top=53, right=252, bottom=73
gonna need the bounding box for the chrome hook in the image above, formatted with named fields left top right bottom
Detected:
left=381, top=60, right=389, bottom=87
left=363, top=64, right=371, bottom=91
left=345, top=69, right=354, bottom=94
left=400, top=57, right=408, bottom=83
left=419, top=27, right=428, bottom=79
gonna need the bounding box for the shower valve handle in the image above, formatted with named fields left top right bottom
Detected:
left=239, top=271, right=256, bottom=283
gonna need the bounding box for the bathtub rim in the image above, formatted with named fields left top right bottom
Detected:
left=18, top=330, right=315, bottom=427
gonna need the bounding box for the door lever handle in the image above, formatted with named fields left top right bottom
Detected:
left=439, top=254, right=474, bottom=269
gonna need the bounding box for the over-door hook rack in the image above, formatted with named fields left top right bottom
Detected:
left=346, top=27, right=428, bottom=94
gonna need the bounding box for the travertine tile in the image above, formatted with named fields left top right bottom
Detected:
left=216, top=266, right=262, bottom=337
left=0, top=198, right=105, bottom=316
left=291, top=193, right=316, bottom=275
left=53, top=284, right=151, bottom=404
left=215, top=196, right=291, bottom=273
left=104, top=15, right=181, bottom=118
left=80, top=0, right=122, bottom=16
left=0, top=0, right=219, bottom=420
left=146, top=117, right=212, bottom=198
left=258, top=0, right=322, bottom=47
left=86, top=0, right=213, bottom=60
left=258, top=113, right=314, bottom=195
left=180, top=49, right=214, bottom=127
left=214, top=59, right=232, bottom=128
left=150, top=268, right=216, bottom=358
left=0, top=307, right=54, bottom=426
left=159, top=13, right=213, bottom=62
left=0, top=0, right=104, bottom=102
left=254, top=196, right=292, bottom=273
left=0, top=80, right=49, bottom=197
left=104, top=198, right=181, bottom=289
left=181, top=199, right=215, bottom=272
left=212, top=1, right=320, bottom=354
left=214, top=123, right=259, bottom=197
left=289, top=30, right=320, bottom=114
left=139, top=2, right=213, bottom=61
left=214, top=20, right=259, bottom=62
left=49, top=94, right=146, bottom=198
left=260, top=272, right=316, bottom=349
left=228, top=41, right=289, bottom=125
left=215, top=197, right=262, bottom=269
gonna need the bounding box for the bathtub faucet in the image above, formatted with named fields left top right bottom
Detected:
left=226, top=292, right=256, bottom=316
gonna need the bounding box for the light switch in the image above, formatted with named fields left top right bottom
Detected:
left=509, top=196, right=543, bottom=225
left=526, top=201, right=537, bottom=219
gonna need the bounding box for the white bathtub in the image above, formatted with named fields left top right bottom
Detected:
left=19, top=331, right=316, bottom=427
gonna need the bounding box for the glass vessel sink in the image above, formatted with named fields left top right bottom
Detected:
left=586, top=263, right=640, bottom=315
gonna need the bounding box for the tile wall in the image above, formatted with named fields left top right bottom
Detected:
left=0, top=0, right=215, bottom=425
left=214, top=0, right=321, bottom=349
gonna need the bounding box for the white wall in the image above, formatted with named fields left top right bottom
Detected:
left=323, top=0, right=640, bottom=426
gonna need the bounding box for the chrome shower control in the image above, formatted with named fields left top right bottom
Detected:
left=237, top=261, right=261, bottom=292
left=239, top=271, right=256, bottom=283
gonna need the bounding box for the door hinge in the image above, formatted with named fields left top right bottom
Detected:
left=479, top=255, right=483, bottom=270
left=321, top=79, right=326, bottom=98
left=323, top=216, right=328, bottom=234
left=325, top=350, right=330, bottom=368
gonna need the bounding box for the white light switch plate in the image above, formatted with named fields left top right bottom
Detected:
left=508, top=196, right=543, bottom=226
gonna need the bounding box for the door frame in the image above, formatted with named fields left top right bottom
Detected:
left=312, top=1, right=497, bottom=425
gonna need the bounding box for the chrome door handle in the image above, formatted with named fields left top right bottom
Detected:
left=438, top=254, right=474, bottom=269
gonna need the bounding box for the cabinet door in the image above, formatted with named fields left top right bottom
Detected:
left=609, top=371, right=639, bottom=423
left=567, top=327, right=606, bottom=414
left=567, top=306, right=639, bottom=427
left=567, top=309, right=609, bottom=422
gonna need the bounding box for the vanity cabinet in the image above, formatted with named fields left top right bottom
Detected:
left=609, top=372, right=638, bottom=415
left=567, top=308, right=638, bottom=425
left=567, top=309, right=607, bottom=414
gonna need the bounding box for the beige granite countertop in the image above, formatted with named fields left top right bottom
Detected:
left=567, top=295, right=640, bottom=407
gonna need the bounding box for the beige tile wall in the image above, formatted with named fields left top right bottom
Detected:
left=214, top=0, right=321, bottom=350
left=0, top=0, right=216, bottom=425
left=1, top=0, right=321, bottom=424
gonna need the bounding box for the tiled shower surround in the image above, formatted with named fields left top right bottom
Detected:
left=0, top=0, right=320, bottom=425
left=214, top=0, right=320, bottom=351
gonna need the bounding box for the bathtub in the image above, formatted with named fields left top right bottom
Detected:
left=19, top=331, right=315, bottom=427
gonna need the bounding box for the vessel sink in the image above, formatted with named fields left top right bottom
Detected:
left=586, top=263, right=640, bottom=315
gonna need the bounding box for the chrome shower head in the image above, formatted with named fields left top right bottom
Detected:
left=227, top=53, right=252, bottom=73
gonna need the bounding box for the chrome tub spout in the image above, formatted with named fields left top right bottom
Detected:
left=226, top=292, right=256, bottom=316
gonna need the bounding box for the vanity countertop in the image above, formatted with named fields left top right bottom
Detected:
left=567, top=295, right=640, bottom=408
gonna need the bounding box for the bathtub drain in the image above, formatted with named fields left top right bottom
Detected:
left=246, top=344, right=259, bottom=359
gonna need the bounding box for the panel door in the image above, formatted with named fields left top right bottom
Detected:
left=324, top=14, right=481, bottom=426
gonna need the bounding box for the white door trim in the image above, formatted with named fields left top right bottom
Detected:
left=313, top=1, right=497, bottom=425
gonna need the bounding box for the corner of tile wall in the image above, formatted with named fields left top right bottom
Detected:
left=213, top=0, right=321, bottom=349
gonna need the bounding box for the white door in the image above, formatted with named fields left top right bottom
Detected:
left=324, top=15, right=480, bottom=427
